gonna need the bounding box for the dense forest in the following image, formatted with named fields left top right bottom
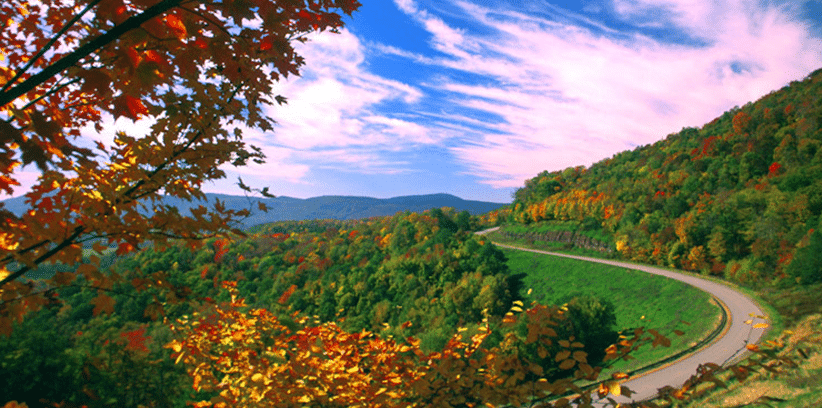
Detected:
left=494, top=67, right=822, bottom=287
left=2, top=209, right=620, bottom=407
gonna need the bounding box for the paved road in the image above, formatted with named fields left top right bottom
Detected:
left=477, top=227, right=769, bottom=403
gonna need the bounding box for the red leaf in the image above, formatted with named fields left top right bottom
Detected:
left=193, top=38, right=208, bottom=49
left=116, top=95, right=148, bottom=120
left=278, top=284, right=297, bottom=304
left=143, top=49, right=165, bottom=65
left=116, top=241, right=135, bottom=255
left=768, top=162, right=782, bottom=175
left=120, top=327, right=150, bottom=352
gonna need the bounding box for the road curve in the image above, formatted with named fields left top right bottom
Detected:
left=477, top=227, right=769, bottom=403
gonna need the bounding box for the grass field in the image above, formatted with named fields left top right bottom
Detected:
left=501, top=246, right=723, bottom=377
left=487, top=224, right=822, bottom=406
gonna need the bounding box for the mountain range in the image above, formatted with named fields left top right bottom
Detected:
left=1, top=193, right=507, bottom=229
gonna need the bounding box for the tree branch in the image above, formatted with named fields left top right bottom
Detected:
left=0, top=226, right=85, bottom=287
left=0, top=0, right=103, bottom=94
left=0, top=0, right=183, bottom=108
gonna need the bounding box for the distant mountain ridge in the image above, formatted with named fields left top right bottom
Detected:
left=1, top=193, right=507, bottom=228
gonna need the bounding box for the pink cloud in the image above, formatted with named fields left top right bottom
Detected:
left=395, top=0, right=822, bottom=188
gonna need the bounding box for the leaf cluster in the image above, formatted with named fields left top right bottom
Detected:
left=1, top=0, right=360, bottom=337
left=168, top=282, right=641, bottom=408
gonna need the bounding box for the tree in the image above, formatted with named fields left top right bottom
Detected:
left=167, top=282, right=643, bottom=408
left=0, top=0, right=361, bottom=333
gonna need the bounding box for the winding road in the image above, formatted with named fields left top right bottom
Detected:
left=477, top=227, right=769, bottom=403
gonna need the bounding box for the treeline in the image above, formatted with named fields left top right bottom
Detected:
left=494, top=67, right=822, bottom=285
left=1, top=209, right=618, bottom=407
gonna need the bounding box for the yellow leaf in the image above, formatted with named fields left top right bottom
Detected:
left=251, top=373, right=264, bottom=383
left=752, top=323, right=769, bottom=329
left=608, top=381, right=622, bottom=396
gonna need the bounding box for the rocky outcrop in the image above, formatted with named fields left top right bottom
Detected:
left=497, top=230, right=613, bottom=253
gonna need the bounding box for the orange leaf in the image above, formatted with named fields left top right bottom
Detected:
left=165, top=14, right=187, bottom=39
left=0, top=175, right=20, bottom=195
left=116, top=242, right=135, bottom=255
left=125, top=47, right=141, bottom=68
left=125, top=95, right=148, bottom=118
left=559, top=359, right=576, bottom=370
left=90, top=294, right=115, bottom=316
left=51, top=271, right=76, bottom=286
left=143, top=49, right=165, bottom=64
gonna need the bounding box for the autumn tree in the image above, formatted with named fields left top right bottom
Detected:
left=0, top=0, right=361, bottom=333
left=166, top=281, right=643, bottom=408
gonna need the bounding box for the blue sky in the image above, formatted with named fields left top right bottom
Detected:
left=11, top=0, right=822, bottom=203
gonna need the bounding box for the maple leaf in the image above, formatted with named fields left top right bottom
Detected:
left=164, top=14, right=187, bottom=39
left=90, top=294, right=116, bottom=316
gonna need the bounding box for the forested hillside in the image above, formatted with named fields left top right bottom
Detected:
left=497, top=67, right=822, bottom=286
left=3, top=209, right=621, bottom=407
left=119, top=209, right=516, bottom=345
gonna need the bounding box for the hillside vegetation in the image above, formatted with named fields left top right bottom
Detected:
left=3, top=209, right=627, bottom=407
left=491, top=67, right=822, bottom=288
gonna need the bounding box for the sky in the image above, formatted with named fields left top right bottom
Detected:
left=10, top=0, right=822, bottom=203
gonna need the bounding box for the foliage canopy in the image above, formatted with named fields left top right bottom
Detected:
left=0, top=0, right=360, bottom=333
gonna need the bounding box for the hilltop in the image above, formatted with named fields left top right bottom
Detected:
left=493, top=67, right=822, bottom=288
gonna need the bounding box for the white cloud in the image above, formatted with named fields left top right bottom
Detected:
left=394, top=0, right=418, bottom=14
left=390, top=0, right=822, bottom=188
left=231, top=28, right=430, bottom=184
